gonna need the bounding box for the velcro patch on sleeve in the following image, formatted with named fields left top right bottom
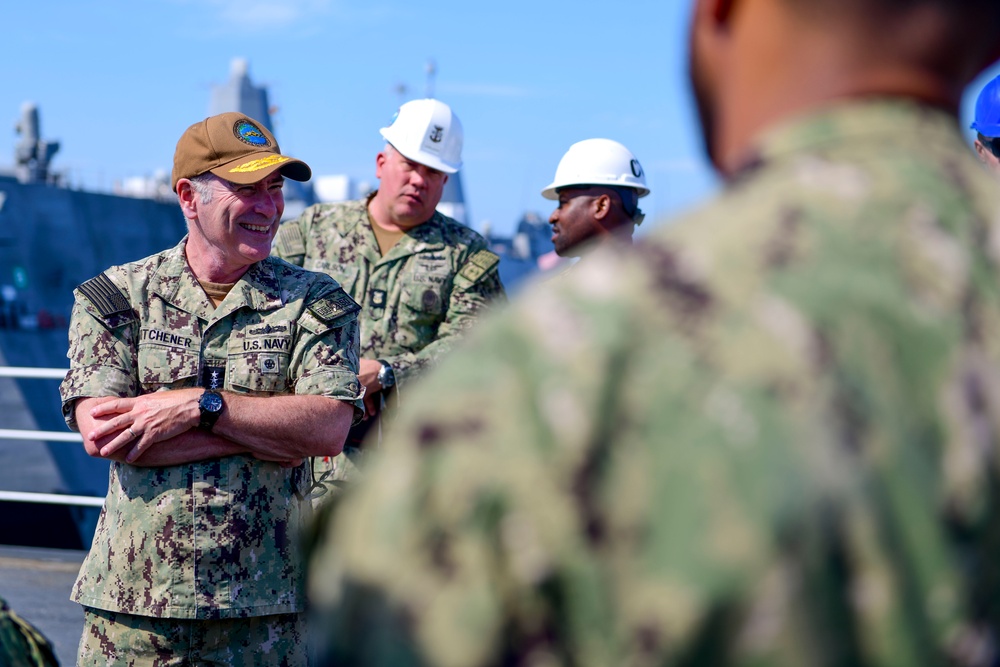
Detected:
left=459, top=250, right=500, bottom=283
left=275, top=224, right=306, bottom=258
left=77, top=273, right=131, bottom=318
left=308, top=288, right=361, bottom=323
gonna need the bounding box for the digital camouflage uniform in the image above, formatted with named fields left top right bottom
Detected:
left=308, top=100, right=1000, bottom=667
left=275, top=197, right=504, bottom=384
left=0, top=596, right=59, bottom=667
left=274, top=197, right=504, bottom=484
left=60, top=239, right=363, bottom=663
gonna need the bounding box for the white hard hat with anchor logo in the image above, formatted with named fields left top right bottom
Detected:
left=379, top=99, right=464, bottom=174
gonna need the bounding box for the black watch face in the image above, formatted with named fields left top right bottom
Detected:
left=202, top=392, right=223, bottom=413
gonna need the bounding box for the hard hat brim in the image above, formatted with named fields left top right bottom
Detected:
left=540, top=181, right=651, bottom=200
left=379, top=132, right=461, bottom=174
left=972, top=121, right=1000, bottom=137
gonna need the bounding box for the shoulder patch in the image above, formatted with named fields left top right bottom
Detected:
left=77, top=273, right=131, bottom=318
left=459, top=249, right=501, bottom=283
left=275, top=223, right=306, bottom=259
left=308, top=288, right=361, bottom=323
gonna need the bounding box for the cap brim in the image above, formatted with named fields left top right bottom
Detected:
left=210, top=151, right=312, bottom=184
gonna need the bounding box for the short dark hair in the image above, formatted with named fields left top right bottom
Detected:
left=784, top=0, right=1000, bottom=81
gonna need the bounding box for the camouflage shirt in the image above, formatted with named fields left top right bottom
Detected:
left=273, top=197, right=505, bottom=385
left=308, top=100, right=1000, bottom=666
left=60, top=239, right=363, bottom=620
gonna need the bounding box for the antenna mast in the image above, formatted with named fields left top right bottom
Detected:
left=425, top=59, right=437, bottom=99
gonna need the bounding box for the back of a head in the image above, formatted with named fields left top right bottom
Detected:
left=693, top=0, right=1000, bottom=173
left=788, top=0, right=1000, bottom=83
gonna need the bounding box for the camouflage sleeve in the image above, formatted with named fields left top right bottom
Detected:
left=292, top=279, right=365, bottom=420
left=308, top=250, right=825, bottom=667
left=387, top=243, right=506, bottom=385
left=59, top=271, right=140, bottom=432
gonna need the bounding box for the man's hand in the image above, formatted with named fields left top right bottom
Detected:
left=88, top=388, right=203, bottom=463
left=358, top=358, right=383, bottom=418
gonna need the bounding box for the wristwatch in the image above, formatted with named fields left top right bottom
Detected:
left=198, top=390, right=224, bottom=431
left=376, top=360, right=396, bottom=389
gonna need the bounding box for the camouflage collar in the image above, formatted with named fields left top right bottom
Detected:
left=342, top=197, right=451, bottom=261
left=732, top=98, right=962, bottom=181
left=149, top=237, right=285, bottom=319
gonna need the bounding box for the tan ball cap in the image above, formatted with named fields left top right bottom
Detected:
left=171, top=112, right=311, bottom=192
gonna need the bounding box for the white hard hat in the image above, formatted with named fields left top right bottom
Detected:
left=379, top=99, right=463, bottom=174
left=541, top=138, right=650, bottom=200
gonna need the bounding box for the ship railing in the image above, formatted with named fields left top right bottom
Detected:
left=0, top=366, right=104, bottom=508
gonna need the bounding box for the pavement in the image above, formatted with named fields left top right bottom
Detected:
left=0, top=545, right=86, bottom=666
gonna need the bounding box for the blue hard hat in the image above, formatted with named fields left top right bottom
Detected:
left=971, top=74, right=1000, bottom=138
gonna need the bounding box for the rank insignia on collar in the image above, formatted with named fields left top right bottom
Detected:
left=200, top=364, right=226, bottom=390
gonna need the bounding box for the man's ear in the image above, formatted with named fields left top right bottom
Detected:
left=176, top=179, right=198, bottom=220
left=592, top=194, right=611, bottom=221
left=975, top=140, right=992, bottom=166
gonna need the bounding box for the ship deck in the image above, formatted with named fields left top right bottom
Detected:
left=0, top=545, right=85, bottom=666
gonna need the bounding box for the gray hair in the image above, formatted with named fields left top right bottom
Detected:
left=189, top=173, right=216, bottom=204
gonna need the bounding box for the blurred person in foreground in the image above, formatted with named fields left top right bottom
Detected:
left=972, top=73, right=1000, bottom=175
left=543, top=138, right=650, bottom=258
left=308, top=0, right=1000, bottom=665
left=60, top=112, right=362, bottom=666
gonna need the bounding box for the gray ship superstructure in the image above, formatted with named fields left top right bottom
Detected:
left=0, top=103, right=186, bottom=547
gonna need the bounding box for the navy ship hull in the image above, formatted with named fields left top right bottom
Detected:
left=0, top=175, right=186, bottom=548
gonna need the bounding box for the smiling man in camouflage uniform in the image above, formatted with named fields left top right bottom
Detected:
left=307, top=0, right=1000, bottom=665
left=59, top=112, right=363, bottom=666
left=274, top=98, right=504, bottom=487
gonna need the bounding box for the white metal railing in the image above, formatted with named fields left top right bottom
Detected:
left=0, top=366, right=104, bottom=508
left=0, top=366, right=70, bottom=380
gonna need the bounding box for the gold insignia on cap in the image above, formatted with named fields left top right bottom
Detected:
left=229, top=155, right=291, bottom=174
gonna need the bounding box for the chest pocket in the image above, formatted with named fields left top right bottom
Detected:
left=403, top=259, right=451, bottom=316
left=397, top=266, right=451, bottom=349
left=227, top=321, right=294, bottom=395
left=137, top=328, right=201, bottom=390
left=304, top=260, right=360, bottom=297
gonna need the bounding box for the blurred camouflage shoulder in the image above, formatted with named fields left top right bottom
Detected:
left=0, top=596, right=59, bottom=667
left=308, top=100, right=1000, bottom=666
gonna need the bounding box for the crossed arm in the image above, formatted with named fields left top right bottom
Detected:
left=74, top=388, right=354, bottom=467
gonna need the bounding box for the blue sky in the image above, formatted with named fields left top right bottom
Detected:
left=1, top=1, right=994, bottom=238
